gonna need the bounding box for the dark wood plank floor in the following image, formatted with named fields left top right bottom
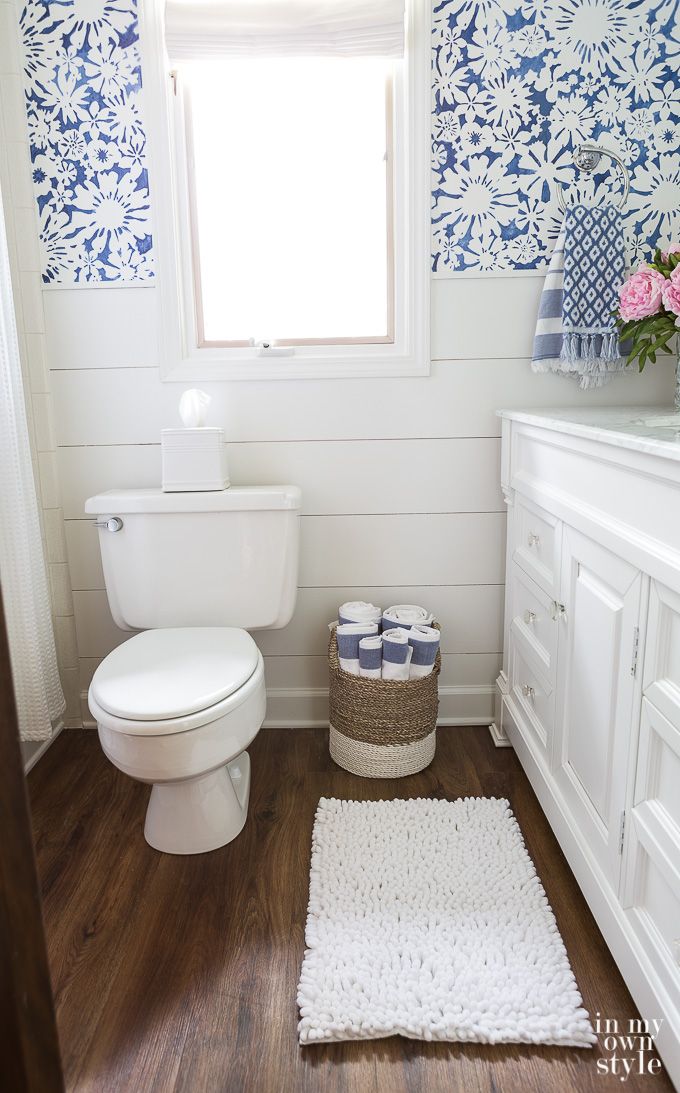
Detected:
left=28, top=727, right=673, bottom=1093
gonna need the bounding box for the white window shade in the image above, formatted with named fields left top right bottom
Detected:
left=165, top=0, right=405, bottom=61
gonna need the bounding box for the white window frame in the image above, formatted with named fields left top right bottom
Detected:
left=140, top=0, right=430, bottom=381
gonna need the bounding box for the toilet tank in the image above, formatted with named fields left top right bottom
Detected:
left=85, top=487, right=301, bottom=631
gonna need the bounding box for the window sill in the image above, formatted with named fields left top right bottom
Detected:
left=160, top=349, right=430, bottom=382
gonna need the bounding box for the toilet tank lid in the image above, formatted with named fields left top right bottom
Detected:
left=85, top=485, right=301, bottom=514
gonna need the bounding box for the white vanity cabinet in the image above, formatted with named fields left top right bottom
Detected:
left=496, top=409, right=680, bottom=1088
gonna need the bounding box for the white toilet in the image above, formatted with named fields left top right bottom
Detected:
left=85, top=486, right=301, bottom=855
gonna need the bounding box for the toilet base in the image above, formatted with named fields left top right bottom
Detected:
left=144, top=751, right=251, bottom=854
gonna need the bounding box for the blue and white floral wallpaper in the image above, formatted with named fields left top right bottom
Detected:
left=18, top=0, right=680, bottom=282
left=432, top=0, right=680, bottom=273
left=20, top=0, right=153, bottom=283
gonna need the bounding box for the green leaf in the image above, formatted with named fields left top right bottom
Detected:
left=628, top=338, right=645, bottom=369
left=630, top=332, right=650, bottom=353
left=638, top=316, right=674, bottom=339
left=648, top=334, right=674, bottom=356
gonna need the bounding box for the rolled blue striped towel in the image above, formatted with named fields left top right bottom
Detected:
left=336, top=623, right=378, bottom=676
left=532, top=204, right=627, bottom=389
left=338, top=601, right=382, bottom=627
left=382, top=604, right=433, bottom=631
left=359, top=635, right=382, bottom=679
left=381, top=628, right=412, bottom=681
left=408, top=625, right=440, bottom=679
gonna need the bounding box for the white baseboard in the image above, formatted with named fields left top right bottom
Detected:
left=488, top=721, right=512, bottom=747
left=80, top=684, right=495, bottom=731
left=264, top=684, right=494, bottom=728
left=22, top=719, right=64, bottom=773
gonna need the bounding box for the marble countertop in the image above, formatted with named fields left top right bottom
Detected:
left=497, top=407, right=680, bottom=462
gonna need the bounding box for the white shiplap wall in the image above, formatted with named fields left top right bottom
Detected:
left=44, top=277, right=675, bottom=727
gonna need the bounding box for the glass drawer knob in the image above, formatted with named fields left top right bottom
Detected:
left=521, top=683, right=535, bottom=699
left=524, top=610, right=536, bottom=625
left=528, top=532, right=540, bottom=547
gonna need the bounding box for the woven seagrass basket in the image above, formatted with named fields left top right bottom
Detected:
left=328, top=624, right=440, bottom=778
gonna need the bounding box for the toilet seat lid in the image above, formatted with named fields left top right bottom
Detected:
left=90, top=628, right=259, bottom=721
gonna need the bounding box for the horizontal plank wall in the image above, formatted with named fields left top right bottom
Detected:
left=44, top=276, right=675, bottom=728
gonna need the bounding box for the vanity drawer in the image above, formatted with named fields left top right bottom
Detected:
left=510, top=633, right=554, bottom=755
left=512, top=495, right=561, bottom=598
left=510, top=562, right=558, bottom=680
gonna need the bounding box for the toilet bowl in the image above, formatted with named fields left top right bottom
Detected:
left=89, top=627, right=267, bottom=854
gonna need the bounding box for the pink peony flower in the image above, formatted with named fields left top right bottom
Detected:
left=661, top=244, right=680, bottom=262
left=619, top=266, right=666, bottom=321
left=662, top=266, right=680, bottom=316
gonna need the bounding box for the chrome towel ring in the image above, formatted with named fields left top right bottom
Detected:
left=557, top=143, right=630, bottom=212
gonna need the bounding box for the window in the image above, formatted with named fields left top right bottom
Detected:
left=184, top=57, right=393, bottom=346
left=146, top=0, right=428, bottom=379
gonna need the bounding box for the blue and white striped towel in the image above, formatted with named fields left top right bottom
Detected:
left=408, top=625, right=440, bottom=680
left=359, top=634, right=382, bottom=679
left=532, top=205, right=627, bottom=390
left=531, top=229, right=567, bottom=377
left=381, top=628, right=412, bottom=681
left=336, top=623, right=378, bottom=676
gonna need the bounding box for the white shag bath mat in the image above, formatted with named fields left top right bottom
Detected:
left=297, top=797, right=595, bottom=1047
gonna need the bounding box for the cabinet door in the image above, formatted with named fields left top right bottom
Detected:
left=621, top=698, right=680, bottom=1007
left=642, top=580, right=680, bottom=727
left=555, top=527, right=643, bottom=890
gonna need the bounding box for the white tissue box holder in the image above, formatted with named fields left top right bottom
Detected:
left=161, top=427, right=229, bottom=492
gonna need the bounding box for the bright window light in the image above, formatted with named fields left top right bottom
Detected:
left=181, top=58, right=392, bottom=346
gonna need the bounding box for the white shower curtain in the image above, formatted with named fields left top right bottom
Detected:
left=0, top=189, right=64, bottom=740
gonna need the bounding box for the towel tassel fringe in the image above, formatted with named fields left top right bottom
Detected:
left=560, top=331, right=621, bottom=366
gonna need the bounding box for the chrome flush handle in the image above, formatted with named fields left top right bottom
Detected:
left=93, top=517, right=124, bottom=532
